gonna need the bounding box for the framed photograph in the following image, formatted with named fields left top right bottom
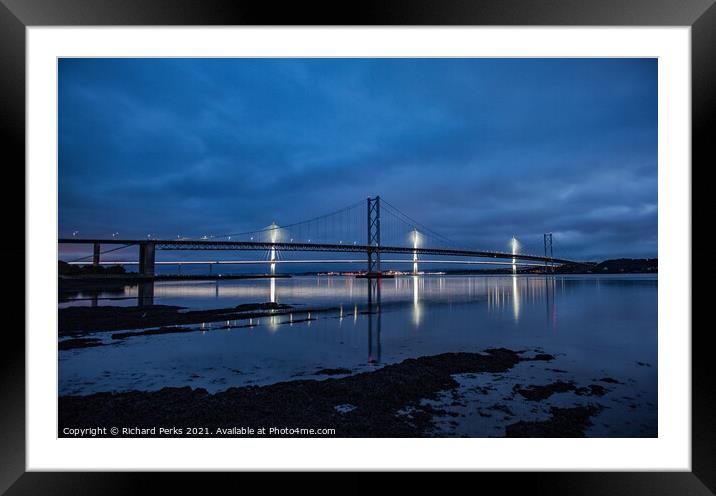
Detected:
left=4, top=0, right=707, bottom=488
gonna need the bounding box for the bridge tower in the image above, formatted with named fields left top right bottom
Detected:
left=511, top=236, right=518, bottom=274
left=543, top=233, right=553, bottom=273
left=367, top=196, right=381, bottom=276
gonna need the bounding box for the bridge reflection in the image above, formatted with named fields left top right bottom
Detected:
left=63, top=275, right=561, bottom=354
left=413, top=275, right=422, bottom=327
left=138, top=281, right=155, bottom=306
left=367, top=277, right=382, bottom=364
left=485, top=275, right=558, bottom=329
left=136, top=276, right=387, bottom=364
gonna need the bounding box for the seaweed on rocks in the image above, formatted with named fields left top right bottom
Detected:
left=59, top=348, right=535, bottom=437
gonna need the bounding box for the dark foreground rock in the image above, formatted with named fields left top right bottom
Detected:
left=315, top=368, right=353, bottom=376
left=59, top=348, right=555, bottom=438
left=514, top=381, right=576, bottom=401
left=58, top=338, right=104, bottom=350
left=513, top=381, right=610, bottom=402
left=112, top=326, right=195, bottom=340
left=59, top=302, right=294, bottom=336
left=505, top=406, right=603, bottom=437
left=234, top=302, right=288, bottom=312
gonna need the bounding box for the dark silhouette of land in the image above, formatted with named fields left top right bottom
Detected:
left=388, top=258, right=658, bottom=276
left=59, top=302, right=296, bottom=336
left=547, top=258, right=657, bottom=274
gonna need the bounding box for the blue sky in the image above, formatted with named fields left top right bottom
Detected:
left=59, top=58, right=657, bottom=261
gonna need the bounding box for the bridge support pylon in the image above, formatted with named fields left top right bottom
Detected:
left=92, top=242, right=100, bottom=266
left=366, top=196, right=381, bottom=277
left=139, top=241, right=156, bottom=276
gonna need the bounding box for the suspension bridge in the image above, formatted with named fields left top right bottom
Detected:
left=59, top=196, right=583, bottom=276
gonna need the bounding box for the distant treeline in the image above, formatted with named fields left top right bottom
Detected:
left=57, top=258, right=657, bottom=277
left=550, top=258, right=657, bottom=274
left=426, top=258, right=658, bottom=275
left=58, top=260, right=126, bottom=276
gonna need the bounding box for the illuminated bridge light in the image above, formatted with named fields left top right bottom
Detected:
left=412, top=228, right=420, bottom=275
left=511, top=236, right=520, bottom=274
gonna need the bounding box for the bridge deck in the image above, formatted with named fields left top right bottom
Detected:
left=58, top=238, right=580, bottom=265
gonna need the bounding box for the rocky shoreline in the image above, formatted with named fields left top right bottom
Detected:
left=58, top=348, right=611, bottom=438
left=59, top=302, right=306, bottom=336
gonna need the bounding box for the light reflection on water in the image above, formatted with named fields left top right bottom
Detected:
left=59, top=275, right=657, bottom=406
left=60, top=273, right=569, bottom=316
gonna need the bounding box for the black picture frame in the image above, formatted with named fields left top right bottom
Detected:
left=2, top=0, right=706, bottom=489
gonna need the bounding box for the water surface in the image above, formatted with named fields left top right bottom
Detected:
left=59, top=274, right=657, bottom=436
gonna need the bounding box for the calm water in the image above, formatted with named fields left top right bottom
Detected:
left=59, top=274, right=657, bottom=435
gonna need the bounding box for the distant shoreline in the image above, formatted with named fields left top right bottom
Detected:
left=58, top=273, right=290, bottom=292
left=58, top=257, right=657, bottom=281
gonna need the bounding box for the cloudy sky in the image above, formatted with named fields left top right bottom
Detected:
left=59, top=58, right=657, bottom=261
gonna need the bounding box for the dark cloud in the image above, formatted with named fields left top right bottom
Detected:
left=58, top=58, right=657, bottom=261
